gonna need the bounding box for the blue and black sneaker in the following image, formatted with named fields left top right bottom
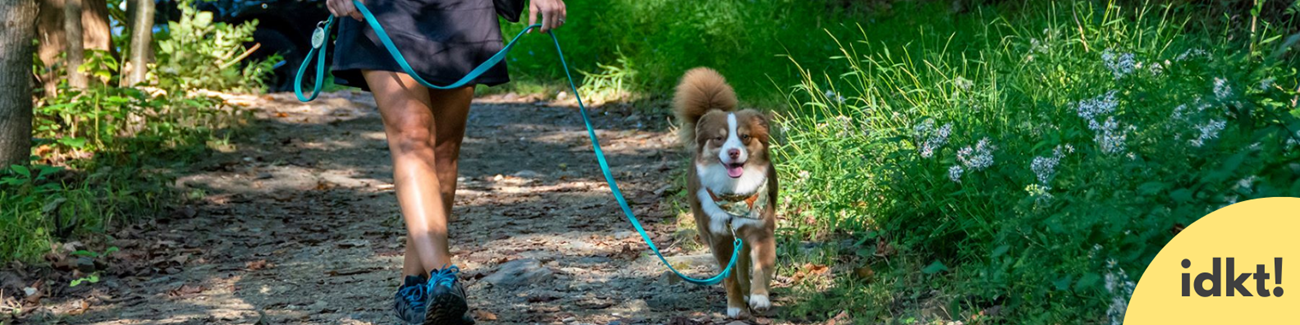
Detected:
left=393, top=274, right=430, bottom=324
left=423, top=265, right=473, bottom=325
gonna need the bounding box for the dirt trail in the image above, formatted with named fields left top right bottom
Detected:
left=18, top=91, right=795, bottom=324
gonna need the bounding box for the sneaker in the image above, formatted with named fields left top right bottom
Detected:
left=423, top=265, right=473, bottom=325
left=393, top=275, right=430, bottom=324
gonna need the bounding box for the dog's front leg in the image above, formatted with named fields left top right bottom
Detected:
left=696, top=189, right=733, bottom=235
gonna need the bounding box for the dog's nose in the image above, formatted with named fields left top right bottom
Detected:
left=727, top=149, right=740, bottom=160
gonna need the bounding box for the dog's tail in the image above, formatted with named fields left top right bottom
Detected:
left=673, top=67, right=737, bottom=149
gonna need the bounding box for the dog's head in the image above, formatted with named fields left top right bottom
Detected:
left=693, top=109, right=771, bottom=178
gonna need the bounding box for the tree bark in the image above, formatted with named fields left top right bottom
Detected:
left=1, top=0, right=39, bottom=167
left=63, top=0, right=86, bottom=89
left=37, top=0, right=111, bottom=94
left=124, top=0, right=153, bottom=86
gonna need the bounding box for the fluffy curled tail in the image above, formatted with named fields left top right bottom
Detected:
left=673, top=67, right=737, bottom=149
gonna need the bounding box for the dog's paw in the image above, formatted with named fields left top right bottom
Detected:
left=748, top=294, right=771, bottom=312
left=708, top=215, right=731, bottom=234
left=726, top=306, right=745, bottom=319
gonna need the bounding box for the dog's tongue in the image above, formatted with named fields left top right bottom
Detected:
left=726, top=164, right=744, bottom=178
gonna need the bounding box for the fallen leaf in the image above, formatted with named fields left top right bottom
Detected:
left=854, top=264, right=875, bottom=280
left=874, top=239, right=896, bottom=257
left=245, top=260, right=271, bottom=271
left=168, top=284, right=205, bottom=297
left=826, top=310, right=851, bottom=325
left=791, top=263, right=829, bottom=283
left=474, top=310, right=498, bottom=321
left=67, top=300, right=90, bottom=315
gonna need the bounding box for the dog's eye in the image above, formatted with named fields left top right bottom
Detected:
left=741, top=134, right=751, bottom=141
left=713, top=136, right=724, bottom=142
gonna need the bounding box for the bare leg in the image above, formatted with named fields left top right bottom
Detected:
left=405, top=85, right=473, bottom=275
left=363, top=70, right=473, bottom=276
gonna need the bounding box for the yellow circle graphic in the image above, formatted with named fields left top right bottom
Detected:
left=1125, top=197, right=1298, bottom=323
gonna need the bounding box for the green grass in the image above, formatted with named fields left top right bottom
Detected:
left=771, top=1, right=1300, bottom=323
left=496, top=0, right=904, bottom=105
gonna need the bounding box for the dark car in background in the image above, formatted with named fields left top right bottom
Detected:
left=156, top=0, right=331, bottom=91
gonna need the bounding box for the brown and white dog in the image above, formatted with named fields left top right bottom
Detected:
left=673, top=67, right=778, bottom=318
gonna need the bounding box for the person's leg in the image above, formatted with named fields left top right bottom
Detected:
left=430, top=87, right=473, bottom=223
left=398, top=85, right=473, bottom=277
left=364, top=70, right=453, bottom=274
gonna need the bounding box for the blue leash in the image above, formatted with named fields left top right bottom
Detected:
left=294, top=0, right=742, bottom=286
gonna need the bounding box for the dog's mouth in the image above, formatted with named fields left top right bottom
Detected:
left=722, top=160, right=745, bottom=178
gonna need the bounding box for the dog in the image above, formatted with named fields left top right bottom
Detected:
left=673, top=67, right=778, bottom=318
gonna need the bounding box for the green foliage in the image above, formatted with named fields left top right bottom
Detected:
left=776, top=1, right=1300, bottom=322
left=152, top=0, right=273, bottom=92
left=498, top=0, right=875, bottom=104
left=5, top=0, right=261, bottom=264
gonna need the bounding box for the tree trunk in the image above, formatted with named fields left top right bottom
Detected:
left=1, top=0, right=39, bottom=167
left=124, top=0, right=153, bottom=86
left=37, top=0, right=111, bottom=94
left=63, top=0, right=86, bottom=89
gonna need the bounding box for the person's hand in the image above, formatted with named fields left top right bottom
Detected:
left=327, top=0, right=364, bottom=21
left=528, top=0, right=566, bottom=33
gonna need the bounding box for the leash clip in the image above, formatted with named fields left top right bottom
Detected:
left=311, top=21, right=327, bottom=49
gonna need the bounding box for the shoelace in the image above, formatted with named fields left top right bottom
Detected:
left=397, top=280, right=428, bottom=308
left=428, top=265, right=461, bottom=290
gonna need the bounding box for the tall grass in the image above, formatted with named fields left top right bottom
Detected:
left=775, top=1, right=1299, bottom=322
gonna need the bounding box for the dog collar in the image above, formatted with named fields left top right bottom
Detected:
left=707, top=183, right=768, bottom=219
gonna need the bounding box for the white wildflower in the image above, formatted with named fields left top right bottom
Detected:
left=824, top=90, right=845, bottom=103
left=954, top=76, right=973, bottom=91
left=1076, top=90, right=1119, bottom=121
left=948, top=165, right=964, bottom=183
left=957, top=138, right=997, bottom=171
left=1105, top=264, right=1136, bottom=325
left=1093, top=117, right=1128, bottom=154
left=1102, top=49, right=1136, bottom=79
left=1213, top=78, right=1232, bottom=100
left=1148, top=62, right=1163, bottom=76
left=1260, top=78, right=1275, bottom=91
left=1189, top=119, right=1226, bottom=148
left=1175, top=48, right=1210, bottom=61
left=1235, top=175, right=1258, bottom=193
left=1170, top=104, right=1188, bottom=122
left=1030, top=38, right=1048, bottom=54
left=914, top=120, right=953, bottom=158
left=1031, top=146, right=1067, bottom=184
left=1031, top=156, right=1057, bottom=183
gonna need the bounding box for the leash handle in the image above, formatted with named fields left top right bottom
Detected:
left=294, top=0, right=742, bottom=286
left=295, top=17, right=334, bottom=101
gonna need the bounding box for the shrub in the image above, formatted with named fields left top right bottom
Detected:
left=3, top=0, right=262, bottom=264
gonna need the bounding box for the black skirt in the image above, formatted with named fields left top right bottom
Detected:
left=331, top=0, right=510, bottom=90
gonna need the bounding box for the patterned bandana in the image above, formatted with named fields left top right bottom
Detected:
left=707, top=183, right=768, bottom=219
